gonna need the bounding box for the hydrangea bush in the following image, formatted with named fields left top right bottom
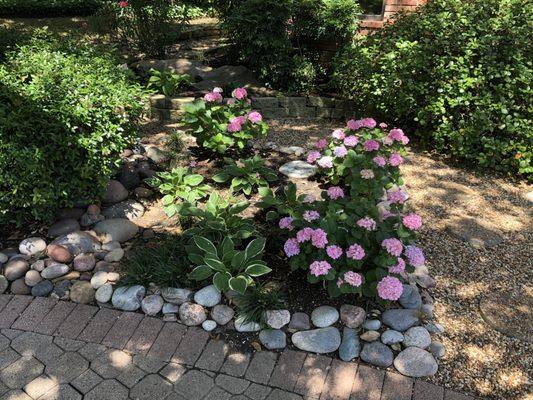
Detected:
left=277, top=119, right=425, bottom=302
left=183, top=87, right=268, bottom=154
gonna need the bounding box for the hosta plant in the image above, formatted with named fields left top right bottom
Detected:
left=213, top=155, right=278, bottom=195
left=256, top=182, right=313, bottom=222
left=188, top=236, right=271, bottom=294
left=182, top=87, right=268, bottom=154
left=148, top=68, right=192, bottom=96
left=147, top=167, right=211, bottom=217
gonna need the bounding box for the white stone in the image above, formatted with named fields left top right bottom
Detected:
left=112, top=285, right=146, bottom=311
left=95, top=283, right=113, bottom=303
left=141, top=294, right=164, bottom=316
left=266, top=310, right=291, bottom=329
left=19, top=237, right=47, bottom=256
left=202, top=320, right=217, bottom=332
left=91, top=271, right=109, bottom=289
left=194, top=285, right=221, bottom=307
left=279, top=161, right=317, bottom=179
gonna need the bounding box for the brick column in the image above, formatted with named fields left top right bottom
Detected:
left=360, top=0, right=427, bottom=33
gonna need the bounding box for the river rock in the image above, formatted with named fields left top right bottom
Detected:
left=161, top=287, right=193, bottom=304
left=19, top=237, right=47, bottom=256
left=94, top=219, right=139, bottom=243
left=393, top=347, right=438, bottom=377
left=104, top=248, right=125, bottom=263
left=103, top=180, right=129, bottom=204
left=72, top=253, right=95, bottom=272
left=117, top=162, right=140, bottom=190
left=360, top=342, right=394, bottom=368
left=4, top=259, right=29, bottom=281
left=381, top=330, right=404, bottom=345
left=423, top=322, right=445, bottom=335
left=102, top=200, right=145, bottom=221
left=142, top=294, right=164, bottom=316
left=102, top=242, right=121, bottom=252
left=399, top=284, right=422, bottom=309
left=311, top=306, right=339, bottom=328
left=47, top=244, right=73, bottom=263
left=52, top=231, right=101, bottom=255
left=259, top=329, right=286, bottom=350
left=340, top=304, right=366, bottom=328
left=145, top=146, right=168, bottom=164
left=80, top=213, right=105, bottom=227
left=279, top=161, right=317, bottom=179
left=32, top=280, right=54, bottom=297
left=91, top=271, right=109, bottom=289
left=162, top=303, right=179, bottom=314
left=41, top=264, right=70, bottom=280
left=24, top=270, right=42, bottom=287
left=48, top=219, right=81, bottom=238
left=234, top=319, right=261, bottom=332
left=202, top=320, right=217, bottom=332
left=52, top=280, right=71, bottom=299
left=429, top=342, right=446, bottom=358
left=292, top=327, right=341, bottom=354
left=179, top=302, right=207, bottom=326
left=403, top=326, right=431, bottom=348
left=10, top=278, right=31, bottom=295
left=362, top=319, right=381, bottom=331
left=70, top=281, right=95, bottom=304
left=194, top=285, right=221, bottom=307
left=382, top=309, right=419, bottom=332
left=339, top=327, right=360, bottom=362
left=266, top=310, right=290, bottom=329
left=0, top=252, right=8, bottom=264
left=95, top=283, right=113, bottom=303
left=31, top=260, right=45, bottom=272
left=288, top=312, right=310, bottom=331
left=360, top=330, right=380, bottom=342
left=0, top=275, right=8, bottom=294
left=211, top=304, right=234, bottom=325
left=112, top=285, right=145, bottom=311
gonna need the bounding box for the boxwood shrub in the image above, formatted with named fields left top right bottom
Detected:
left=0, top=0, right=105, bottom=17
left=334, top=0, right=532, bottom=178
left=0, top=32, right=146, bottom=225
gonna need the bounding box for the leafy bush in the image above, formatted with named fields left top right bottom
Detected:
left=257, top=182, right=308, bottom=222
left=334, top=0, right=533, bottom=177
left=183, top=87, right=268, bottom=154
left=0, top=32, right=145, bottom=225
left=0, top=0, right=104, bottom=17
left=187, top=236, right=271, bottom=294
left=148, top=69, right=192, bottom=96
left=213, top=156, right=278, bottom=195
left=235, top=282, right=287, bottom=325
left=277, top=119, right=425, bottom=302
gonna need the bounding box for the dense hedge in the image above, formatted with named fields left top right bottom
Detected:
left=334, top=0, right=533, bottom=177
left=0, top=0, right=105, bottom=17
left=0, top=32, right=146, bottom=225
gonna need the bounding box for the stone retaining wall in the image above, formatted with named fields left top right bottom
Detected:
left=150, top=95, right=356, bottom=122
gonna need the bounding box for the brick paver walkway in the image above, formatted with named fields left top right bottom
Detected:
left=0, top=295, right=478, bottom=400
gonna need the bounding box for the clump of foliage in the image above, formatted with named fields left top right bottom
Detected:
left=187, top=236, right=271, bottom=294
left=0, top=31, right=145, bottom=226
left=148, top=69, right=192, bottom=96
left=0, top=0, right=104, bottom=17
left=334, top=0, right=532, bottom=178
left=235, top=282, right=287, bottom=325
left=213, top=156, right=278, bottom=195
left=257, top=182, right=308, bottom=222
left=147, top=167, right=211, bottom=217
left=183, top=87, right=268, bottom=154
left=121, top=235, right=193, bottom=288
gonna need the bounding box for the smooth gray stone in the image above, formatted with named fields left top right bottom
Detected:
left=112, top=285, right=146, bottom=311
left=211, top=304, right=234, bottom=325
left=339, top=327, right=360, bottom=362
left=102, top=200, right=145, bottom=221
left=382, top=309, right=419, bottom=332
left=41, top=264, right=70, bottom=279
left=259, top=329, right=287, bottom=350
left=52, top=231, right=101, bottom=255
left=403, top=326, right=431, bottom=348
left=289, top=312, right=311, bottom=331
left=381, top=330, right=404, bottom=345
left=103, top=179, right=129, bottom=204
left=360, top=341, right=394, bottom=368
left=399, top=284, right=422, bottom=309
left=193, top=285, right=221, bottom=307
left=48, top=219, right=81, bottom=238
left=311, top=306, right=339, bottom=328
left=394, top=347, right=438, bottom=377
left=362, top=319, right=381, bottom=331
left=19, top=237, right=46, bottom=256
left=32, top=280, right=54, bottom=297
left=94, top=219, right=139, bottom=243
left=162, top=287, right=193, bottom=304
left=279, top=161, right=317, bottom=179
left=429, top=341, right=446, bottom=358
left=292, top=327, right=341, bottom=354
left=141, top=294, right=164, bottom=316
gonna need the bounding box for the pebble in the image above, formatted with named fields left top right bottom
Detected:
left=94, top=219, right=139, bottom=243
left=429, top=341, right=446, bottom=358
left=102, top=241, right=121, bottom=251
left=94, top=261, right=115, bottom=273
left=266, top=310, right=291, bottom=329
left=141, top=294, right=164, bottom=316
left=279, top=161, right=317, bottom=179
left=339, top=327, right=360, bottom=362
left=41, top=264, right=70, bottom=280
left=31, top=260, right=45, bottom=272
left=423, top=322, right=445, bottom=335
left=87, top=204, right=101, bottom=216
left=19, top=237, right=47, bottom=256
left=102, top=200, right=145, bottom=221
left=91, top=271, right=109, bottom=289
left=104, top=248, right=125, bottom=262
left=0, top=252, right=8, bottom=264
left=211, top=304, right=234, bottom=325
left=360, top=341, right=394, bottom=368
left=311, top=306, right=339, bottom=328
left=362, top=319, right=381, bottom=331
left=47, top=244, right=73, bottom=263
left=112, top=285, right=146, bottom=311
left=103, top=180, right=129, bottom=204
left=234, top=317, right=261, bottom=332
left=162, top=303, right=180, bottom=314
left=0, top=276, right=8, bottom=294
left=73, top=253, right=96, bottom=272
left=360, top=330, right=380, bottom=342
left=145, top=146, right=168, bottom=164
left=399, top=284, right=422, bottom=309
left=403, top=326, right=431, bottom=348
left=70, top=281, right=95, bottom=304
left=142, top=229, right=155, bottom=240
left=259, top=329, right=287, bottom=350
left=95, top=283, right=113, bottom=303
left=279, top=146, right=306, bottom=156
left=117, top=163, right=140, bottom=190
left=4, top=259, right=29, bottom=281
left=421, top=304, right=434, bottom=319
left=179, top=302, right=207, bottom=326
left=194, top=285, right=221, bottom=307
left=24, top=270, right=42, bottom=287
left=162, top=287, right=193, bottom=304
left=292, top=327, right=341, bottom=354
left=80, top=213, right=105, bottom=227
left=202, top=320, right=217, bottom=332
left=31, top=280, right=54, bottom=297
left=10, top=278, right=30, bottom=295
left=340, top=304, right=366, bottom=328
left=393, top=347, right=438, bottom=377
left=382, top=309, right=419, bottom=332
left=381, top=330, right=404, bottom=345
left=288, top=312, right=311, bottom=331
left=52, top=280, right=71, bottom=299
left=52, top=231, right=101, bottom=255
left=48, top=219, right=81, bottom=238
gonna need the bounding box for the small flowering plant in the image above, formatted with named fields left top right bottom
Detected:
left=183, top=87, right=268, bottom=154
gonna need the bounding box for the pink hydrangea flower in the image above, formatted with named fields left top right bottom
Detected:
left=346, top=243, right=365, bottom=260
left=118, top=1, right=129, bottom=7
left=401, top=135, right=410, bottom=145
left=377, top=276, right=404, bottom=301
left=311, top=228, right=328, bottom=248
left=357, top=216, right=377, bottom=231
left=279, top=216, right=294, bottom=230
left=388, top=128, right=405, bottom=142
left=381, top=238, right=403, bottom=257
left=296, top=227, right=314, bottom=243
left=346, top=119, right=362, bottom=131
left=247, top=111, right=263, bottom=124
left=382, top=136, right=394, bottom=146
left=284, top=238, right=300, bottom=257
left=231, top=116, right=247, bottom=125
left=379, top=122, right=388, bottom=129
left=326, top=245, right=343, bottom=259
left=309, top=260, right=332, bottom=277
left=360, top=169, right=375, bottom=179
left=232, top=87, right=248, bottom=99
left=303, top=210, right=320, bottom=222
left=389, top=152, right=404, bottom=166
left=389, top=190, right=406, bottom=204
left=315, top=138, right=328, bottom=150
left=405, top=245, right=425, bottom=266
left=332, top=129, right=346, bottom=140
left=403, top=213, right=422, bottom=230
left=333, top=146, right=348, bottom=158
left=213, top=87, right=223, bottom=93
left=373, top=156, right=386, bottom=167
left=389, top=258, right=406, bottom=274
left=361, top=118, right=377, bottom=129
left=227, top=98, right=235, bottom=105
left=227, top=121, right=242, bottom=133
left=307, top=151, right=321, bottom=164
left=343, top=135, right=359, bottom=147
left=318, top=156, right=333, bottom=169
left=337, top=278, right=344, bottom=288
left=204, top=92, right=223, bottom=102
left=364, top=140, right=380, bottom=152
left=327, top=186, right=344, bottom=200
left=344, top=271, right=362, bottom=287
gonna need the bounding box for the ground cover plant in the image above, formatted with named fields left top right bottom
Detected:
left=148, top=69, right=192, bottom=96
left=334, top=0, right=533, bottom=178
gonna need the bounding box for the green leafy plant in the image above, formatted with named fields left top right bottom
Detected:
left=148, top=69, right=192, bottom=96
left=180, top=192, right=259, bottom=245
left=213, top=156, right=278, bottom=195
left=256, top=182, right=309, bottom=222
left=187, top=236, right=271, bottom=294
left=147, top=167, right=211, bottom=217
left=235, top=282, right=287, bottom=325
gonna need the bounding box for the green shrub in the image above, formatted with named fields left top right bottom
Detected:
left=148, top=69, right=192, bottom=97
left=334, top=0, right=533, bottom=177
left=0, top=32, right=145, bottom=225
left=0, top=0, right=104, bottom=17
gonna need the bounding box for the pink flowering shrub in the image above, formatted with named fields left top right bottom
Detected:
left=183, top=87, right=268, bottom=154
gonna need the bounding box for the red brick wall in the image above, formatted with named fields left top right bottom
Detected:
left=360, top=0, right=427, bottom=33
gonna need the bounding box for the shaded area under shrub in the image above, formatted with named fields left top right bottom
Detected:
left=0, top=0, right=105, bottom=17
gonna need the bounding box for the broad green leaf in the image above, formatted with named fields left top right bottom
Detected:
left=221, top=237, right=234, bottom=253
left=194, top=236, right=217, bottom=256
left=231, top=251, right=245, bottom=268
left=245, top=264, right=272, bottom=277
left=189, top=265, right=213, bottom=281
left=184, top=174, right=204, bottom=186
left=245, top=237, right=266, bottom=259
left=213, top=272, right=231, bottom=292
left=229, top=276, right=248, bottom=294
left=205, top=257, right=227, bottom=272
left=212, top=172, right=230, bottom=183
